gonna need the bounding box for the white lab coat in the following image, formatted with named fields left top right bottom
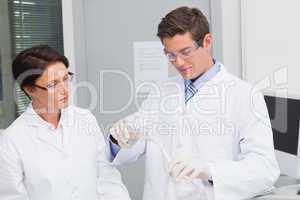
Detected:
left=110, top=64, right=280, bottom=200
left=0, top=104, right=131, bottom=200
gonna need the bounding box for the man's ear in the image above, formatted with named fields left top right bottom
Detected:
left=202, top=33, right=213, bottom=50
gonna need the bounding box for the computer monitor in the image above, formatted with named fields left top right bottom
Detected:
left=264, top=95, right=300, bottom=178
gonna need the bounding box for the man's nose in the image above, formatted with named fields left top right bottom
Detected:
left=174, top=55, right=185, bottom=67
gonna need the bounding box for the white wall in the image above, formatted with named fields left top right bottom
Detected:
left=241, top=0, right=300, bottom=99
left=218, top=0, right=242, bottom=77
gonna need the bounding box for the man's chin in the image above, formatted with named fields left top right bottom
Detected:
left=181, top=73, right=194, bottom=80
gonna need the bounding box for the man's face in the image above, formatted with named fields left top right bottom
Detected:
left=162, top=32, right=213, bottom=80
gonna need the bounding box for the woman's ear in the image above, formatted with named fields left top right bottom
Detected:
left=23, top=86, right=35, bottom=98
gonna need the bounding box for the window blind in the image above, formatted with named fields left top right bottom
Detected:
left=8, top=0, right=64, bottom=115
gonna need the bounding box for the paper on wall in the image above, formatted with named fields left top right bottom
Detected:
left=134, top=41, right=168, bottom=93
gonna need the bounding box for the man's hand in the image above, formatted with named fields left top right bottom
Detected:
left=110, top=119, right=141, bottom=148
left=168, top=159, right=210, bottom=183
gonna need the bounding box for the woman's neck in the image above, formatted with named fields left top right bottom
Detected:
left=32, top=102, right=61, bottom=128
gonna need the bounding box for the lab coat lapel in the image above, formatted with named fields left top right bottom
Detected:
left=59, top=106, right=74, bottom=155
left=173, top=65, right=227, bottom=158
left=22, top=105, right=64, bottom=153
left=174, top=76, right=186, bottom=111
left=61, top=125, right=73, bottom=157
left=169, top=77, right=188, bottom=158
left=36, top=128, right=64, bottom=153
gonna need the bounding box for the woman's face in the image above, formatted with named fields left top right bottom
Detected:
left=27, top=62, right=71, bottom=113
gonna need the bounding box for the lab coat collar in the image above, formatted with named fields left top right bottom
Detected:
left=186, top=59, right=220, bottom=89
left=175, top=61, right=227, bottom=87
left=23, top=102, right=72, bottom=128
left=23, top=103, right=74, bottom=153
left=197, top=61, right=227, bottom=88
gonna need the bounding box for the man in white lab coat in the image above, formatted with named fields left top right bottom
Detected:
left=108, top=6, right=280, bottom=200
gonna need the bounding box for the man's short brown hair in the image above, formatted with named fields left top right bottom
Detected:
left=157, top=7, right=210, bottom=45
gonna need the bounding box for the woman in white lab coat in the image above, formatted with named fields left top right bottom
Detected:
left=108, top=7, right=280, bottom=200
left=0, top=45, right=131, bottom=200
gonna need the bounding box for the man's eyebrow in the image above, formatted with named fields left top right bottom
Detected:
left=178, top=47, right=192, bottom=52
left=164, top=46, right=192, bottom=53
